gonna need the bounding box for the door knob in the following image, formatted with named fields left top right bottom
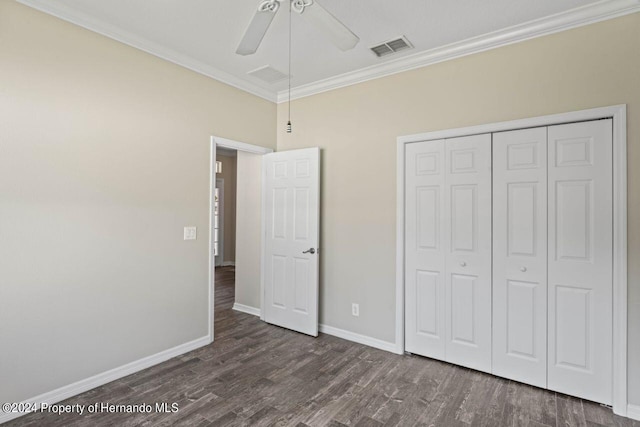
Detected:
left=302, top=248, right=316, bottom=255
left=460, top=262, right=466, bottom=267
left=520, top=266, right=527, bottom=272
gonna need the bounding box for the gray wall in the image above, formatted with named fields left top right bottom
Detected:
left=0, top=1, right=275, bottom=403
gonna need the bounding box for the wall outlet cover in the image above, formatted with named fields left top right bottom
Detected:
left=184, top=226, right=197, bottom=240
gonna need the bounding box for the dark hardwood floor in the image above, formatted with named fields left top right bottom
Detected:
left=7, top=267, right=637, bottom=426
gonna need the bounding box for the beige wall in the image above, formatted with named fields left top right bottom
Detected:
left=216, top=154, right=237, bottom=263
left=234, top=151, right=263, bottom=309
left=0, top=1, right=275, bottom=404
left=277, top=13, right=640, bottom=404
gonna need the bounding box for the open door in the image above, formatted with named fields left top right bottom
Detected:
left=262, top=148, right=320, bottom=336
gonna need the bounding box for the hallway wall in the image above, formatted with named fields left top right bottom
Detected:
left=217, top=154, right=237, bottom=264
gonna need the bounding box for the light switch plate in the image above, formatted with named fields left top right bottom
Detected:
left=184, top=226, right=197, bottom=240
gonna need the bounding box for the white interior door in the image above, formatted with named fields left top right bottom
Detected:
left=405, top=139, right=447, bottom=360
left=263, top=148, right=320, bottom=336
left=492, top=127, right=548, bottom=387
left=547, top=119, right=613, bottom=404
left=445, top=134, right=492, bottom=373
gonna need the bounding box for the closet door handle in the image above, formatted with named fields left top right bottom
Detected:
left=460, top=262, right=467, bottom=267
left=302, top=248, right=316, bottom=255
left=520, top=266, right=527, bottom=272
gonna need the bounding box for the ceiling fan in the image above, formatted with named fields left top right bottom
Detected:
left=236, top=0, right=359, bottom=56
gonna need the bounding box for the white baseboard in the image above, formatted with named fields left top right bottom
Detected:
left=221, top=261, right=235, bottom=267
left=232, top=303, right=261, bottom=317
left=318, top=324, right=398, bottom=354
left=0, top=335, right=210, bottom=425
left=230, top=304, right=397, bottom=354
left=628, top=404, right=640, bottom=421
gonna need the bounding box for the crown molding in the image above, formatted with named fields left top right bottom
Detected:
left=16, top=0, right=640, bottom=105
left=16, top=0, right=278, bottom=102
left=276, top=0, right=640, bottom=103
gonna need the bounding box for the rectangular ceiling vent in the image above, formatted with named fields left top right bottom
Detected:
left=247, top=65, right=289, bottom=84
left=370, top=36, right=413, bottom=58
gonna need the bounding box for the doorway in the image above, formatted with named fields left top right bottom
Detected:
left=208, top=136, right=322, bottom=342
left=215, top=146, right=238, bottom=269
left=208, top=136, right=273, bottom=342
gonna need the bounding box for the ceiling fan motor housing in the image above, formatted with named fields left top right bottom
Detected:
left=291, top=0, right=314, bottom=14
left=258, top=0, right=280, bottom=13
left=238, top=0, right=358, bottom=56
left=258, top=0, right=313, bottom=14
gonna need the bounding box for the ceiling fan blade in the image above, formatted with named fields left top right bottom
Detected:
left=236, top=7, right=278, bottom=56
left=302, top=1, right=359, bottom=51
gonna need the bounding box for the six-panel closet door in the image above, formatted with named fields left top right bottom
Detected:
left=405, top=134, right=492, bottom=373
left=547, top=119, right=613, bottom=405
left=492, top=127, right=548, bottom=388
left=445, top=134, right=492, bottom=373
left=405, top=139, right=447, bottom=360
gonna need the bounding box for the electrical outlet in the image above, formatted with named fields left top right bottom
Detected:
left=184, top=226, right=197, bottom=240
left=352, top=303, right=359, bottom=317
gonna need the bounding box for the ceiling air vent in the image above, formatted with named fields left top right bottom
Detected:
left=247, top=65, right=289, bottom=85
left=370, top=36, right=413, bottom=58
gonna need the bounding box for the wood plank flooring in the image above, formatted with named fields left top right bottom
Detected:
left=7, top=267, right=637, bottom=426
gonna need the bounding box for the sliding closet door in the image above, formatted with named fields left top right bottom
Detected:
left=547, top=119, right=613, bottom=404
left=445, top=134, right=492, bottom=373
left=405, top=140, right=447, bottom=359
left=492, top=127, right=547, bottom=387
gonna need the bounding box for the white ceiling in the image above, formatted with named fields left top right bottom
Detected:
left=17, top=0, right=640, bottom=101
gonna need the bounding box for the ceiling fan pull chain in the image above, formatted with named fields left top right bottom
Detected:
left=291, top=0, right=313, bottom=14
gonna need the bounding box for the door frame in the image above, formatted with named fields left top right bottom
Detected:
left=214, top=178, right=224, bottom=267
left=209, top=136, right=273, bottom=344
left=395, top=105, right=628, bottom=416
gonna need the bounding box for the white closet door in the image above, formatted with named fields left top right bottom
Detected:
left=492, top=127, right=548, bottom=387
left=445, top=133, right=492, bottom=373
left=547, top=119, right=613, bottom=404
left=405, top=139, right=447, bottom=359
